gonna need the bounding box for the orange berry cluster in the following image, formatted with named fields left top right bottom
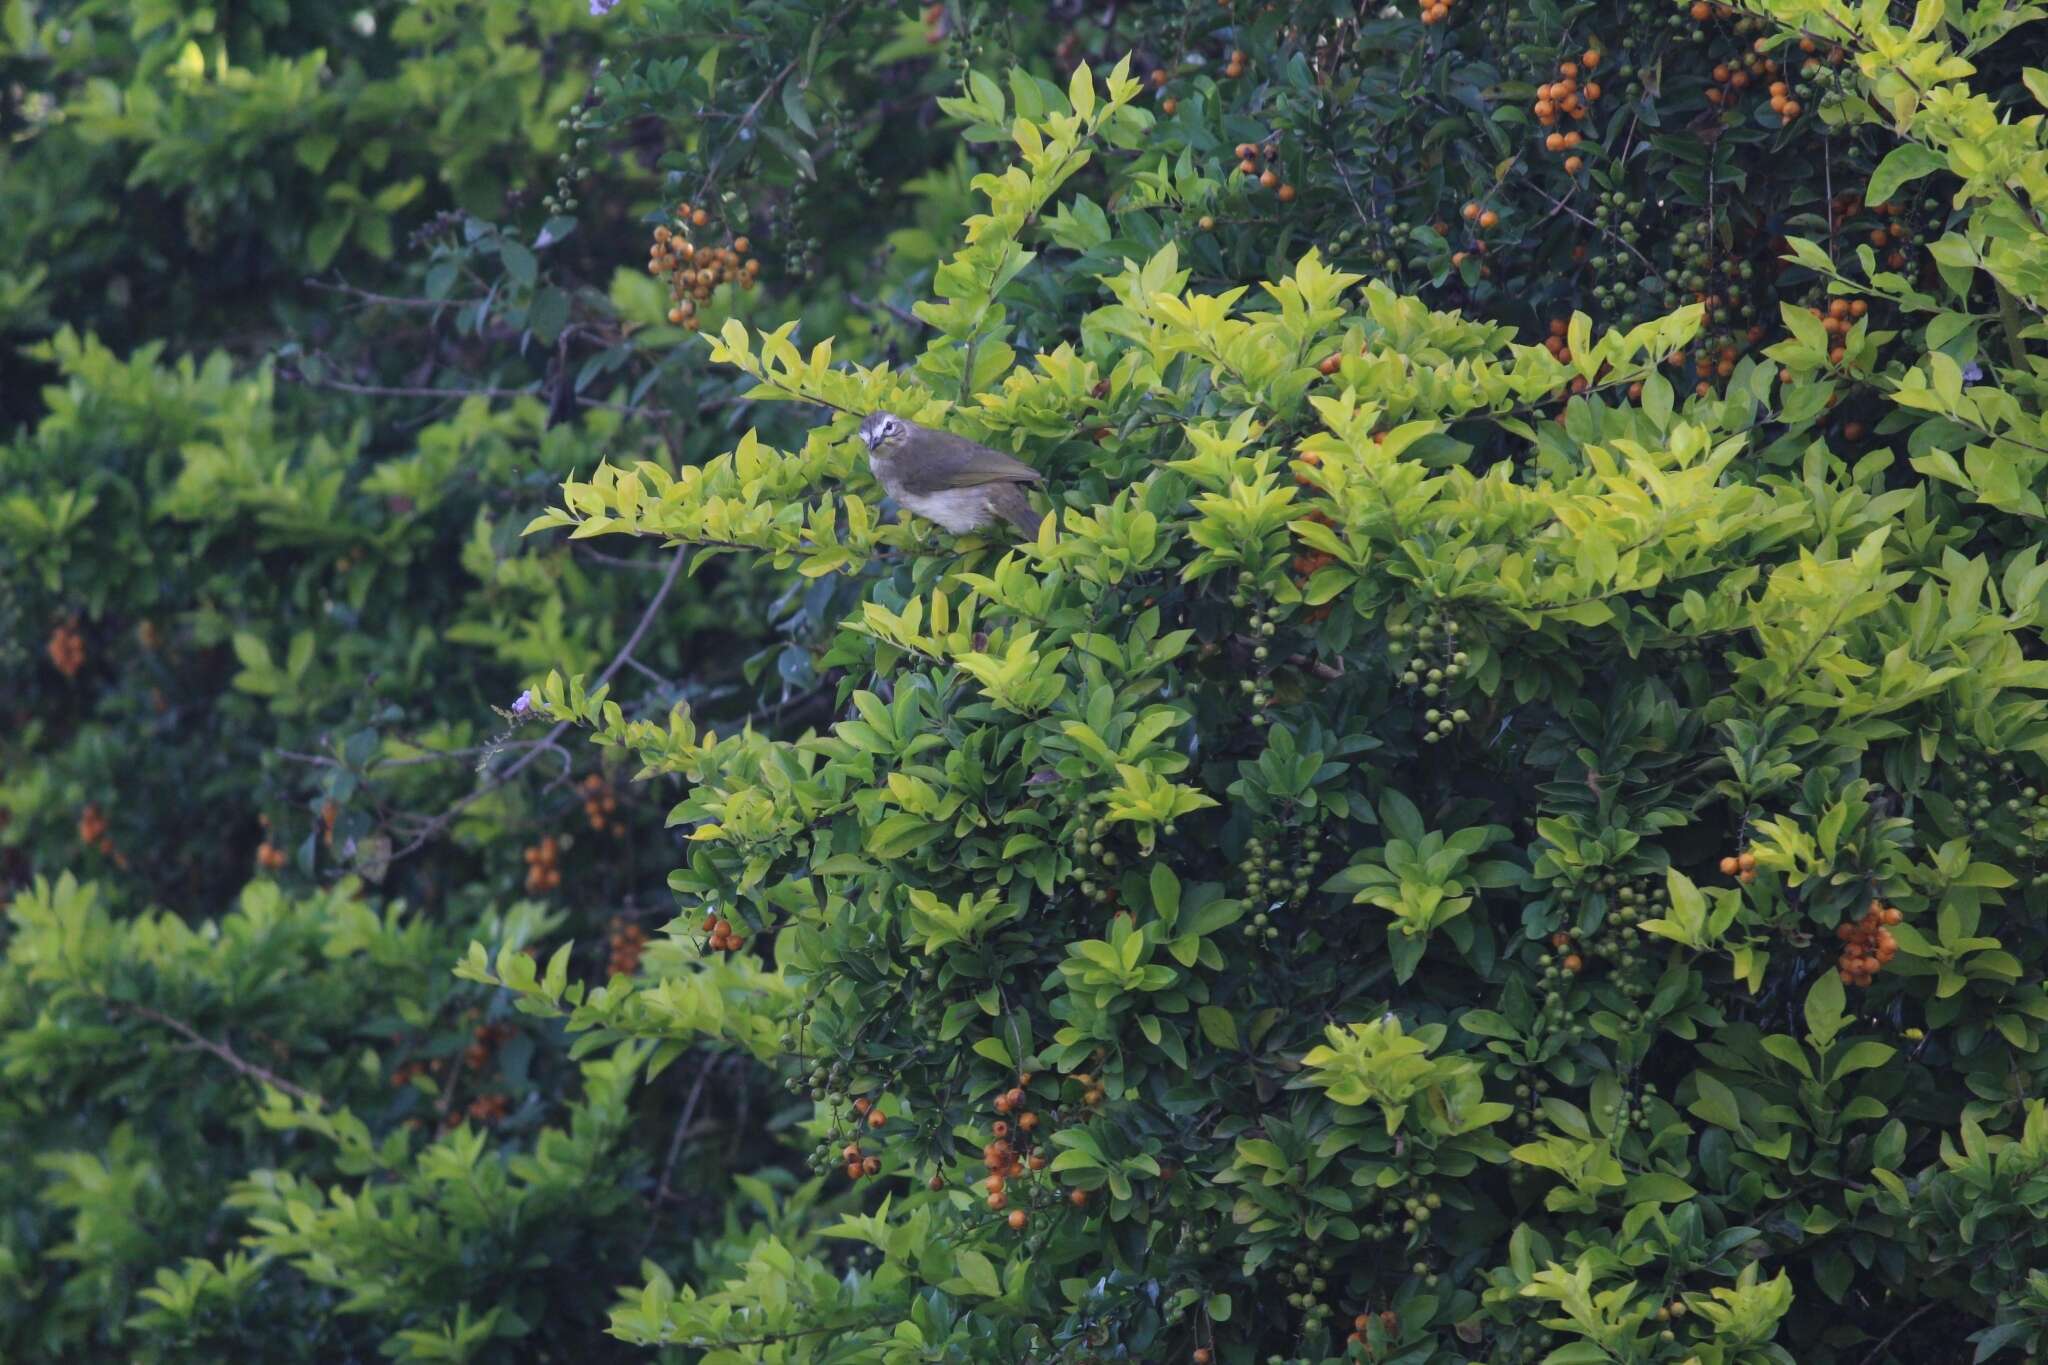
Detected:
left=1550, top=929, right=1585, bottom=975
left=523, top=835, right=561, bottom=894
left=79, top=804, right=128, bottom=867
left=1833, top=192, right=1913, bottom=270
left=466, top=1092, right=511, bottom=1124
left=1349, top=1309, right=1402, bottom=1351
left=463, top=1019, right=517, bottom=1072
left=47, top=618, right=84, bottom=678
left=842, top=1131, right=883, bottom=1181
left=607, top=915, right=649, bottom=976
left=1148, top=66, right=1181, bottom=116
left=1807, top=295, right=1870, bottom=368
left=648, top=203, right=759, bottom=332
left=1536, top=320, right=1599, bottom=400
left=1541, top=318, right=1576, bottom=365
left=389, top=1057, right=441, bottom=1089
left=1837, top=900, right=1902, bottom=986
left=580, top=773, right=620, bottom=834
left=853, top=1093, right=889, bottom=1131
left=982, top=1077, right=1053, bottom=1231
left=920, top=2, right=946, bottom=44
left=699, top=912, right=747, bottom=954
left=1222, top=47, right=1248, bottom=78
left=1233, top=141, right=1296, bottom=201
left=254, top=812, right=287, bottom=871
left=1460, top=200, right=1502, bottom=232
left=1534, top=51, right=1600, bottom=173
left=1717, top=849, right=1758, bottom=884
left=1698, top=47, right=1785, bottom=113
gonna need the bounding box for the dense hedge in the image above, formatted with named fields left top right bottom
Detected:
left=6, top=0, right=2048, bottom=1362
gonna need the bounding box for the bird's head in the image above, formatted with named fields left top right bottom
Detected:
left=859, top=411, right=910, bottom=454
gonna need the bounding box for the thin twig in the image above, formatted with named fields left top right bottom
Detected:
left=1857, top=1300, right=1938, bottom=1365
left=282, top=370, right=674, bottom=421
left=108, top=999, right=320, bottom=1104
left=1526, top=181, right=1655, bottom=273
left=848, top=293, right=928, bottom=330
left=387, top=546, right=689, bottom=863
left=646, top=1056, right=720, bottom=1215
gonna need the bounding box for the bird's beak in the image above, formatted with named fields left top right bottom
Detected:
left=857, top=416, right=879, bottom=451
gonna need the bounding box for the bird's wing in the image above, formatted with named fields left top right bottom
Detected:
left=895, top=428, right=1044, bottom=494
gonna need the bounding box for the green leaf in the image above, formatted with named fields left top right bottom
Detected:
left=500, top=240, right=538, bottom=288
left=1689, top=1074, right=1742, bottom=1131
left=1198, top=1006, right=1239, bottom=1049
left=1803, top=971, right=1846, bottom=1050
left=1865, top=143, right=1945, bottom=207
left=954, top=1250, right=1002, bottom=1298
left=1624, top=1172, right=1698, bottom=1205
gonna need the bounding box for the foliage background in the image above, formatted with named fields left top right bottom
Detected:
left=5, top=0, right=2048, bottom=1362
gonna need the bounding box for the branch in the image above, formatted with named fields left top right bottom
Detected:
left=387, top=545, right=690, bottom=863
left=108, top=999, right=320, bottom=1105
left=848, top=292, right=928, bottom=330
left=1857, top=1299, right=1939, bottom=1365
left=280, top=368, right=674, bottom=421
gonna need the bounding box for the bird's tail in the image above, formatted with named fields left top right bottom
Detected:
left=988, top=482, right=1051, bottom=540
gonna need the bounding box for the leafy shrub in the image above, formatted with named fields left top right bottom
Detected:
left=517, top=18, right=2048, bottom=1363
left=9, top=0, right=2048, bottom=1362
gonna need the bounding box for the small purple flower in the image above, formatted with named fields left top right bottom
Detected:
left=589, top=0, right=618, bottom=14
left=1961, top=362, right=1984, bottom=383
left=511, top=689, right=535, bottom=717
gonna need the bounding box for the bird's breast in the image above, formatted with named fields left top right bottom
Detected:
left=899, top=486, right=997, bottom=533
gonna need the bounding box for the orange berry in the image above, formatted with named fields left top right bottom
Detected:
left=1719, top=856, right=1739, bottom=876
left=1008, top=1209, right=1028, bottom=1230
left=1564, top=156, right=1584, bottom=173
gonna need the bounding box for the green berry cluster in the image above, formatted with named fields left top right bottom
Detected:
left=547, top=59, right=606, bottom=215
left=1069, top=813, right=1129, bottom=907
left=1237, top=823, right=1324, bottom=946
left=1232, top=571, right=1281, bottom=727
left=1386, top=613, right=1470, bottom=743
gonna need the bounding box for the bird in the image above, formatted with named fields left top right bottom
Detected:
left=857, top=411, right=1048, bottom=537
